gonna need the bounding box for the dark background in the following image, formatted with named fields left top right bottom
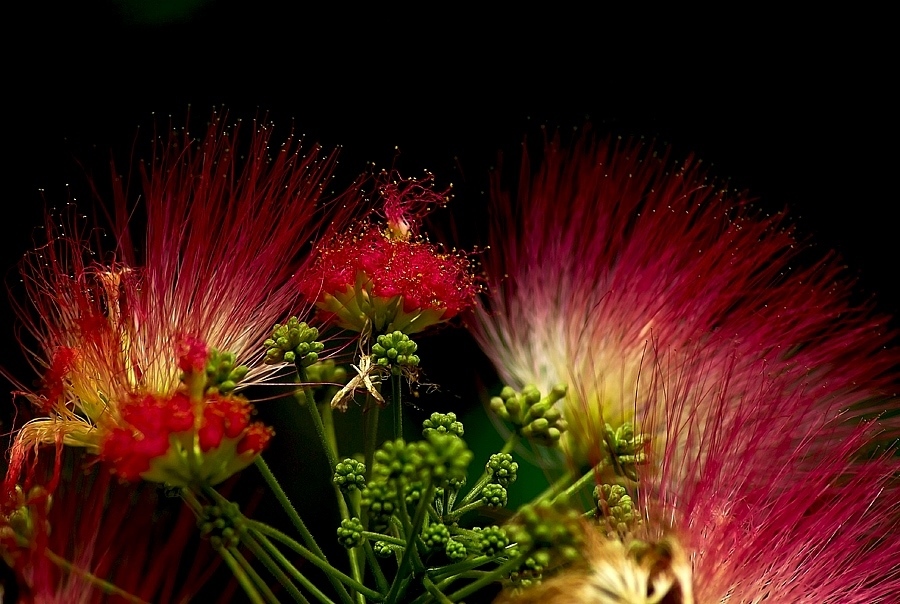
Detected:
left=5, top=1, right=896, bottom=407
left=1, top=1, right=896, bottom=599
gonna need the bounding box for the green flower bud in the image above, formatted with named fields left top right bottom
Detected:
left=489, top=384, right=569, bottom=447
left=482, top=483, right=508, bottom=508
left=422, top=412, right=464, bottom=438
left=419, top=433, right=473, bottom=487
left=445, top=538, right=468, bottom=562
left=333, top=458, right=367, bottom=493
left=486, top=453, right=518, bottom=487
left=264, top=317, right=324, bottom=367
left=421, top=523, right=451, bottom=553
left=472, top=525, right=509, bottom=556
left=372, top=331, right=420, bottom=375
left=337, top=517, right=365, bottom=549
left=205, top=348, right=250, bottom=394
left=361, top=482, right=397, bottom=533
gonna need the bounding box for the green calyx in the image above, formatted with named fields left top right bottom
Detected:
left=371, top=330, right=420, bottom=375
left=422, top=411, right=464, bottom=438
left=264, top=317, right=324, bottom=367
left=490, top=384, right=569, bottom=446
left=333, top=458, right=367, bottom=493
left=205, top=348, right=250, bottom=395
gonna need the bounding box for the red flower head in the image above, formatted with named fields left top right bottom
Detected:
left=7, top=109, right=354, bottom=487
left=472, top=130, right=900, bottom=600
left=300, top=171, right=478, bottom=335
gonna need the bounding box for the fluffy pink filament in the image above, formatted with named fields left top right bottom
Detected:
left=7, top=109, right=357, bottom=479
left=470, top=129, right=900, bottom=599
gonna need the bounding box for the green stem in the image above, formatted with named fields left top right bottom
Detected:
left=499, top=432, right=520, bottom=455
left=239, top=525, right=310, bottom=604
left=443, top=551, right=529, bottom=602
left=364, top=400, right=381, bottom=483
left=254, top=529, right=337, bottom=604
left=204, top=484, right=352, bottom=604
left=529, top=468, right=575, bottom=504
left=296, top=372, right=365, bottom=604
left=384, top=482, right=434, bottom=602
left=253, top=457, right=323, bottom=555
left=179, top=486, right=206, bottom=518
left=428, top=551, right=502, bottom=581
left=296, top=365, right=339, bottom=471
left=230, top=545, right=282, bottom=604
left=44, top=549, right=148, bottom=603
left=362, top=540, right=390, bottom=594
left=458, top=433, right=520, bottom=508
left=362, top=532, right=406, bottom=546
left=550, top=460, right=608, bottom=505
left=249, top=520, right=384, bottom=602
left=215, top=543, right=266, bottom=604
left=391, top=373, right=403, bottom=439
left=446, top=499, right=485, bottom=522
left=421, top=574, right=454, bottom=604
left=319, top=400, right=339, bottom=460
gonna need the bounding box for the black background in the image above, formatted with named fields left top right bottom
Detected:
left=1, top=2, right=897, bottom=599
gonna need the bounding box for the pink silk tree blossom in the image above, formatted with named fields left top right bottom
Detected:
left=471, top=130, right=900, bottom=601
left=4, top=110, right=357, bottom=487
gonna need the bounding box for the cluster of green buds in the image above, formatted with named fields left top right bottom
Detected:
left=371, top=331, right=420, bottom=376
left=359, top=481, right=397, bottom=533
left=198, top=500, right=242, bottom=550
left=204, top=348, right=250, bottom=395
left=371, top=434, right=472, bottom=489
left=304, top=359, right=349, bottom=386
left=594, top=483, right=640, bottom=537
left=336, top=517, right=366, bottom=549
left=602, top=422, right=649, bottom=481
left=422, top=412, right=464, bottom=438
left=490, top=384, right=569, bottom=446
left=486, top=453, right=518, bottom=487
left=504, top=501, right=585, bottom=583
left=333, top=458, right=367, bottom=494
left=263, top=317, right=324, bottom=368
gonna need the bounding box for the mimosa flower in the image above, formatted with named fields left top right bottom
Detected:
left=472, top=131, right=900, bottom=600
left=300, top=171, right=478, bottom=335
left=469, top=131, right=898, bottom=469
left=7, top=110, right=354, bottom=486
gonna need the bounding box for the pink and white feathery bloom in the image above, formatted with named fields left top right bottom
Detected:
left=470, top=130, right=897, bottom=466
left=470, top=130, right=900, bottom=600
left=6, top=110, right=356, bottom=487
